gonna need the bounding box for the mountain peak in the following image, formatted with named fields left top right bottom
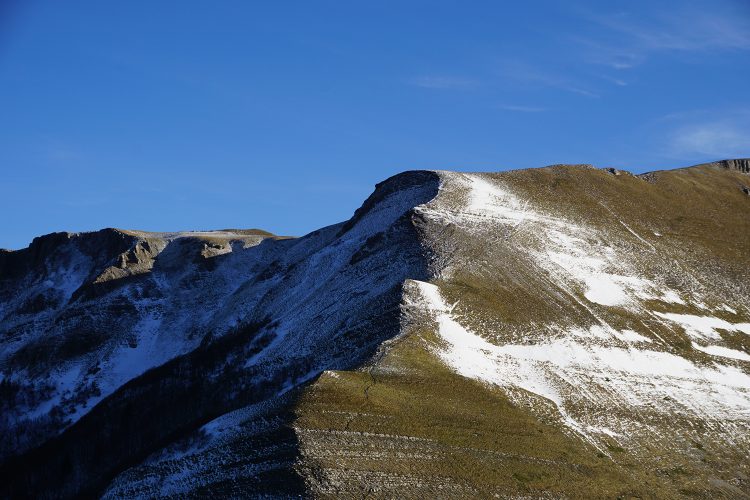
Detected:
left=2, top=160, right=750, bottom=498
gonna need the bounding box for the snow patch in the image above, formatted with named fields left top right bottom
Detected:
left=543, top=231, right=652, bottom=308
left=409, top=280, right=750, bottom=447
left=721, top=304, right=738, bottom=315
left=422, top=173, right=680, bottom=311
left=613, top=329, right=652, bottom=343
left=582, top=274, right=629, bottom=306
left=654, top=312, right=750, bottom=340
left=466, top=175, right=531, bottom=224
left=692, top=343, right=750, bottom=362
left=660, top=289, right=685, bottom=305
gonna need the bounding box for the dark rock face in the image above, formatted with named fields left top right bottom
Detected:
left=0, top=230, right=134, bottom=281
left=338, top=170, right=439, bottom=235
left=720, top=158, right=750, bottom=174
left=681, top=158, right=750, bottom=174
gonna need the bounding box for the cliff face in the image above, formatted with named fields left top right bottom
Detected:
left=716, top=158, right=750, bottom=173
left=2, top=161, right=750, bottom=498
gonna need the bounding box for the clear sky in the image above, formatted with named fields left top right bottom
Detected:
left=1, top=1, right=749, bottom=249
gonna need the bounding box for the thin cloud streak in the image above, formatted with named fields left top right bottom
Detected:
left=669, top=122, right=750, bottom=158
left=657, top=108, right=750, bottom=159
left=596, top=74, right=628, bottom=86
left=408, top=76, right=479, bottom=90
left=597, top=11, right=750, bottom=52
left=577, top=3, right=750, bottom=70
left=571, top=36, right=645, bottom=70
left=495, top=60, right=600, bottom=98
left=497, top=104, right=546, bottom=113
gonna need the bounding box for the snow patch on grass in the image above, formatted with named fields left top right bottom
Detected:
left=466, top=175, right=531, bottom=224
left=653, top=312, right=750, bottom=340
left=692, top=343, right=750, bottom=362
left=409, top=280, right=750, bottom=448
left=612, top=329, right=652, bottom=343
left=721, top=304, right=738, bottom=315
left=582, top=274, right=629, bottom=306
left=420, top=172, right=685, bottom=311
left=660, top=290, right=685, bottom=305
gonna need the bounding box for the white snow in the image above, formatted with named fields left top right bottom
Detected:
left=466, top=175, right=531, bottom=224
left=420, top=173, right=683, bottom=311
left=721, top=304, right=738, bottom=315
left=582, top=274, right=630, bottom=306
left=26, top=364, right=82, bottom=419
left=660, top=290, right=685, bottom=305
left=653, top=312, right=750, bottom=340
left=49, top=249, right=90, bottom=301
left=692, top=343, right=750, bottom=362
left=613, top=329, right=652, bottom=343
left=409, top=280, right=750, bottom=446
left=540, top=231, right=653, bottom=308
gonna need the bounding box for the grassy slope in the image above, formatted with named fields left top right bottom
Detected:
left=291, top=164, right=750, bottom=498
left=292, top=328, right=684, bottom=498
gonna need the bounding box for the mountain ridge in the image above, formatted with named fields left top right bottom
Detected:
left=2, top=158, right=749, bottom=498
left=4, top=156, right=747, bottom=255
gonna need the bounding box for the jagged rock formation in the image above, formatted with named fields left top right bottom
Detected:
left=717, top=158, right=750, bottom=173
left=1, top=160, right=749, bottom=498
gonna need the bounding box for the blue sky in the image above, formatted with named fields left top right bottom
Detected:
left=1, top=0, right=749, bottom=249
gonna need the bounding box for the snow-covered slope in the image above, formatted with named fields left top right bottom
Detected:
left=411, top=167, right=750, bottom=452
left=1, top=170, right=441, bottom=497
left=1, top=228, right=283, bottom=456
left=2, top=160, right=750, bottom=498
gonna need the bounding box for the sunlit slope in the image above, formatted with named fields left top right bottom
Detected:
left=292, top=160, right=750, bottom=498
left=293, top=319, right=677, bottom=498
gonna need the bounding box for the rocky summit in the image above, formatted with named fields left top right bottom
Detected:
left=1, top=159, right=750, bottom=498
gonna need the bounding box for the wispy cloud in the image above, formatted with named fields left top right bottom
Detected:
left=495, top=61, right=600, bottom=98
left=408, top=76, right=478, bottom=90
left=572, top=36, right=644, bottom=70
left=596, top=10, right=750, bottom=52
left=670, top=122, right=750, bottom=158
left=497, top=104, right=546, bottom=113
left=660, top=109, right=750, bottom=159
left=599, top=75, right=628, bottom=87
left=577, top=3, right=750, bottom=70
